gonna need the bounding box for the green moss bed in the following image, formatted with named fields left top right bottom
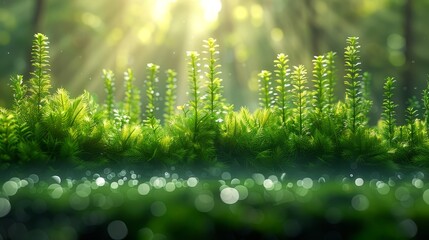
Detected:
left=2, top=34, right=429, bottom=239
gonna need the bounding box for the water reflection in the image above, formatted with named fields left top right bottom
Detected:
left=2, top=181, right=19, bottom=196
left=220, top=187, right=239, bottom=204
left=0, top=170, right=428, bottom=239
left=194, top=193, right=214, bottom=212
left=0, top=197, right=11, bottom=217
left=108, top=220, right=128, bottom=240
left=186, top=177, right=198, bottom=187
left=151, top=201, right=167, bottom=217
left=351, top=194, right=370, bottom=211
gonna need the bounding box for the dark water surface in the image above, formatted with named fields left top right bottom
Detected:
left=1, top=166, right=429, bottom=239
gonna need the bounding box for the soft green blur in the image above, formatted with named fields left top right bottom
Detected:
left=1, top=170, right=428, bottom=239
left=0, top=0, right=428, bottom=122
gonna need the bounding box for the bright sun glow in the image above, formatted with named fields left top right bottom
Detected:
left=200, top=0, right=222, bottom=22
left=153, top=0, right=176, bottom=21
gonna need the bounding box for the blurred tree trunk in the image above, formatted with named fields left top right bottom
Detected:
left=33, top=0, right=45, bottom=31
left=305, top=0, right=320, bottom=55
left=216, top=0, right=248, bottom=107
left=402, top=0, right=413, bottom=108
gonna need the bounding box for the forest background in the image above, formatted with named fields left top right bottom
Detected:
left=0, top=0, right=428, bottom=124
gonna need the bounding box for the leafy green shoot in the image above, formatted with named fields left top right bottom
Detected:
left=28, top=33, right=51, bottom=124
left=406, top=97, right=419, bottom=146
left=258, top=70, right=273, bottom=110
left=164, top=69, right=177, bottom=124
left=422, top=75, right=429, bottom=135
left=361, top=72, right=373, bottom=122
left=186, top=51, right=204, bottom=142
left=102, top=69, right=115, bottom=119
left=123, top=68, right=141, bottom=123
left=381, top=77, right=397, bottom=146
left=344, top=37, right=364, bottom=134
left=291, top=65, right=309, bottom=137
left=311, top=55, right=328, bottom=119
left=203, top=38, right=225, bottom=123
left=325, top=51, right=337, bottom=111
left=10, top=75, right=26, bottom=106
left=144, top=63, right=160, bottom=130
left=274, top=53, right=290, bottom=125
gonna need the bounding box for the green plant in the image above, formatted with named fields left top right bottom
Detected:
left=258, top=70, right=273, bottom=110
left=29, top=33, right=51, bottom=116
left=291, top=65, right=309, bottom=137
left=9, top=75, right=29, bottom=138
left=311, top=55, right=328, bottom=119
left=203, top=38, right=225, bottom=121
left=10, top=75, right=26, bottom=105
left=381, top=77, right=397, bottom=146
left=123, top=68, right=141, bottom=123
left=219, top=107, right=287, bottom=166
left=361, top=72, right=373, bottom=120
left=0, top=109, right=19, bottom=164
left=325, top=52, right=337, bottom=109
left=5, top=33, right=53, bottom=161
left=164, top=69, right=177, bottom=124
left=103, top=69, right=115, bottom=119
left=40, top=89, right=108, bottom=162
left=344, top=37, right=364, bottom=134
left=406, top=97, right=419, bottom=146
left=164, top=51, right=217, bottom=165
left=423, top=75, right=429, bottom=135
left=3, top=33, right=429, bottom=170
left=187, top=51, right=203, bottom=141
left=144, top=63, right=160, bottom=129
left=274, top=53, right=290, bottom=125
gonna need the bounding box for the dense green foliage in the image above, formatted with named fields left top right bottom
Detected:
left=2, top=33, right=429, bottom=170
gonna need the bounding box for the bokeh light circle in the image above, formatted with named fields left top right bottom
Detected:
left=107, top=220, right=128, bottom=240
left=3, top=181, right=19, bottom=196
left=195, top=194, right=215, bottom=212
left=354, top=178, right=364, bottom=187
left=220, top=187, right=239, bottom=204
left=0, top=198, right=11, bottom=217
left=187, top=177, right=198, bottom=187
left=138, top=183, right=150, bottom=195
left=351, top=194, right=369, bottom=211
left=96, top=177, right=106, bottom=187
left=302, top=178, right=313, bottom=189
left=151, top=201, right=167, bottom=217
left=377, top=182, right=390, bottom=195
left=422, top=189, right=429, bottom=205
left=399, top=219, right=418, bottom=238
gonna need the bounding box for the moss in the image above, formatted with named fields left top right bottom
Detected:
left=1, top=33, right=429, bottom=170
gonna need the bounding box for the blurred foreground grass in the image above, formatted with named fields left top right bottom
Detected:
left=1, top=169, right=429, bottom=239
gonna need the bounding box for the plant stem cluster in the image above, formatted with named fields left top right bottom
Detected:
left=2, top=34, right=429, bottom=169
